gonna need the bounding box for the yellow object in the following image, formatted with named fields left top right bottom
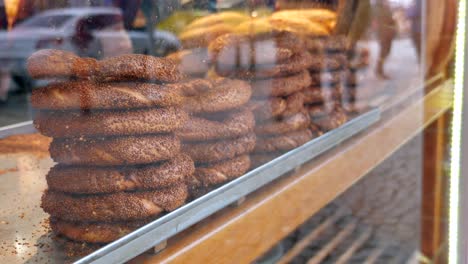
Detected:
left=158, top=11, right=209, bottom=35
left=5, top=0, right=20, bottom=30
left=271, top=9, right=337, bottom=31
left=233, top=18, right=274, bottom=35
left=269, top=17, right=330, bottom=36
left=183, top=12, right=250, bottom=31
left=179, top=23, right=234, bottom=48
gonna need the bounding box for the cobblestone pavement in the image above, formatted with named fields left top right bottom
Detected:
left=335, top=135, right=423, bottom=249
left=255, top=136, right=426, bottom=263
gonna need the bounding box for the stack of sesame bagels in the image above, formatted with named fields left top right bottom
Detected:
left=266, top=9, right=348, bottom=132
left=302, top=34, right=349, bottom=132
left=209, top=19, right=322, bottom=168
left=177, top=77, right=255, bottom=198
left=342, top=45, right=382, bottom=114
left=28, top=49, right=194, bottom=247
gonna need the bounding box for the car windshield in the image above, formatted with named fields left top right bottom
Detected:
left=15, top=14, right=72, bottom=29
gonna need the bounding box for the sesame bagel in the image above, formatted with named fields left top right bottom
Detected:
left=281, top=92, right=306, bottom=117
left=216, top=51, right=313, bottom=80
left=97, top=54, right=183, bottom=82
left=27, top=50, right=183, bottom=82
left=302, top=85, right=342, bottom=104
left=191, top=155, right=251, bottom=188
left=250, top=151, right=283, bottom=168
left=251, top=92, right=306, bottom=122
left=305, top=35, right=350, bottom=53
left=177, top=108, right=255, bottom=141
left=184, top=78, right=252, bottom=113
left=50, top=218, right=150, bottom=243
left=306, top=101, right=338, bottom=119
left=46, top=154, right=194, bottom=194
left=31, top=81, right=184, bottom=110
left=34, top=107, right=188, bottom=138
left=248, top=97, right=287, bottom=121
left=49, top=135, right=181, bottom=166
left=176, top=78, right=218, bottom=96
left=27, top=49, right=97, bottom=79
left=167, top=49, right=210, bottom=76
left=254, top=129, right=315, bottom=153
left=183, top=133, right=256, bottom=163
left=210, top=33, right=296, bottom=69
left=311, top=108, right=348, bottom=131
left=255, top=111, right=310, bottom=136
left=42, top=184, right=188, bottom=222
left=251, top=70, right=311, bottom=98
left=309, top=70, right=344, bottom=87
left=180, top=23, right=234, bottom=49
left=208, top=31, right=305, bottom=60
left=308, top=53, right=347, bottom=72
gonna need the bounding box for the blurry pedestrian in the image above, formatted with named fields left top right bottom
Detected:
left=407, top=0, right=422, bottom=61
left=374, top=0, right=396, bottom=79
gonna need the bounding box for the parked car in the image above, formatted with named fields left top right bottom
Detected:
left=0, top=7, right=180, bottom=91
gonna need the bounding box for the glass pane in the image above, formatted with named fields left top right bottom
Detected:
left=0, top=0, right=457, bottom=263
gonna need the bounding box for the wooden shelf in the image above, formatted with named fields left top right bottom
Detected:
left=134, top=81, right=453, bottom=264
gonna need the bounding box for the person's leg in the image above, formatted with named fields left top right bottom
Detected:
left=411, top=24, right=421, bottom=61
left=376, top=31, right=394, bottom=79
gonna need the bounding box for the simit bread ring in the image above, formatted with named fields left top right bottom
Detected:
left=216, top=51, right=313, bottom=79
left=309, top=53, right=347, bottom=72
left=27, top=49, right=97, bottom=79
left=31, top=81, right=184, bottom=110
left=251, top=70, right=311, bottom=98
left=208, top=31, right=305, bottom=62
left=254, top=129, right=314, bottom=153
left=305, top=35, right=350, bottom=53
left=210, top=36, right=295, bottom=69
left=250, top=151, right=283, bottom=168
left=97, top=54, right=183, bottom=82
left=307, top=101, right=339, bottom=119
left=50, top=218, right=150, bottom=243
left=311, top=108, right=348, bottom=131
left=183, top=133, right=256, bottom=163
left=342, top=101, right=371, bottom=114
left=46, top=154, right=194, bottom=194
left=252, top=92, right=306, bottom=122
left=167, top=48, right=210, bottom=76
left=49, top=135, right=180, bottom=166
left=249, top=92, right=304, bottom=122
left=180, top=23, right=234, bottom=49
left=186, top=155, right=251, bottom=199
left=309, top=70, right=344, bottom=86
left=177, top=108, right=255, bottom=141
left=42, top=183, right=188, bottom=222
left=34, top=107, right=188, bottom=138
left=255, top=111, right=310, bottom=135
left=303, top=85, right=342, bottom=104
left=184, top=78, right=252, bottom=113
left=248, top=97, right=287, bottom=121
left=174, top=78, right=215, bottom=96
left=281, top=92, right=306, bottom=117
left=191, top=155, right=250, bottom=188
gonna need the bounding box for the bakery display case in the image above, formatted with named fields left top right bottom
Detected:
left=0, top=0, right=461, bottom=263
